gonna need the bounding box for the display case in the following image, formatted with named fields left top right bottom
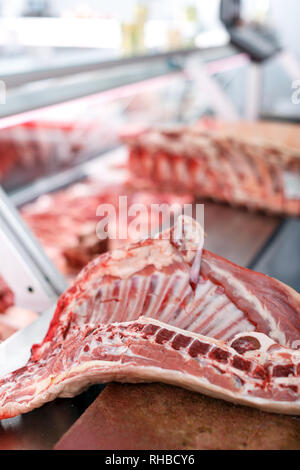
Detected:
left=0, top=41, right=299, bottom=450
left=0, top=45, right=253, bottom=193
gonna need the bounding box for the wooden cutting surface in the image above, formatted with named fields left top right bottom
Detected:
left=216, top=121, right=300, bottom=151
left=55, top=383, right=300, bottom=451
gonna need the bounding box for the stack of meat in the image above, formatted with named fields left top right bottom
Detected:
left=0, top=275, right=37, bottom=341
left=22, top=179, right=193, bottom=277
left=21, top=181, right=113, bottom=276
left=124, top=120, right=300, bottom=216
left=0, top=116, right=115, bottom=184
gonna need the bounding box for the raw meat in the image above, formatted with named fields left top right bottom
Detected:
left=21, top=181, right=111, bottom=276
left=0, top=277, right=37, bottom=341
left=0, top=117, right=116, bottom=185
left=22, top=180, right=193, bottom=276
left=0, top=276, right=14, bottom=313
left=124, top=120, right=300, bottom=216
left=0, top=216, right=299, bottom=419
left=0, top=307, right=38, bottom=342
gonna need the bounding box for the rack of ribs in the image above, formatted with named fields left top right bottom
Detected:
left=124, top=120, right=300, bottom=216
left=0, top=216, right=299, bottom=419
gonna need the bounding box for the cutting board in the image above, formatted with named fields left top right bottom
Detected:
left=214, top=120, right=300, bottom=151
left=55, top=383, right=300, bottom=450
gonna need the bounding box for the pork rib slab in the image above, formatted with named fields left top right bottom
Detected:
left=125, top=121, right=300, bottom=216
left=33, top=217, right=300, bottom=363
left=0, top=216, right=299, bottom=418
left=0, top=317, right=299, bottom=419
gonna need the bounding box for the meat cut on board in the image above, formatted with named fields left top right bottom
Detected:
left=124, top=120, right=300, bottom=216
left=0, top=216, right=299, bottom=419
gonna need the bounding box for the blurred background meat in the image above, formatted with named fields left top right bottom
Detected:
left=0, top=276, right=37, bottom=341
left=0, top=307, right=38, bottom=342
left=124, top=120, right=300, bottom=216
left=21, top=179, right=193, bottom=276
left=0, top=275, right=14, bottom=313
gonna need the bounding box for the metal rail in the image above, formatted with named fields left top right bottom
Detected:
left=0, top=186, right=68, bottom=311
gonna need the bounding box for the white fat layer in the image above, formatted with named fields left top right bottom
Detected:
left=107, top=241, right=182, bottom=278
left=1, top=360, right=300, bottom=420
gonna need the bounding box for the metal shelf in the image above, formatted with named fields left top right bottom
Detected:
left=0, top=45, right=239, bottom=120
left=2, top=45, right=237, bottom=89
left=2, top=47, right=196, bottom=89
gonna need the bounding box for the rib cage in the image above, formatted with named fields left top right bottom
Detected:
left=125, top=122, right=300, bottom=216
left=0, top=216, right=299, bottom=419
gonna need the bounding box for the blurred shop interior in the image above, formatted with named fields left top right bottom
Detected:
left=1, top=0, right=300, bottom=187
